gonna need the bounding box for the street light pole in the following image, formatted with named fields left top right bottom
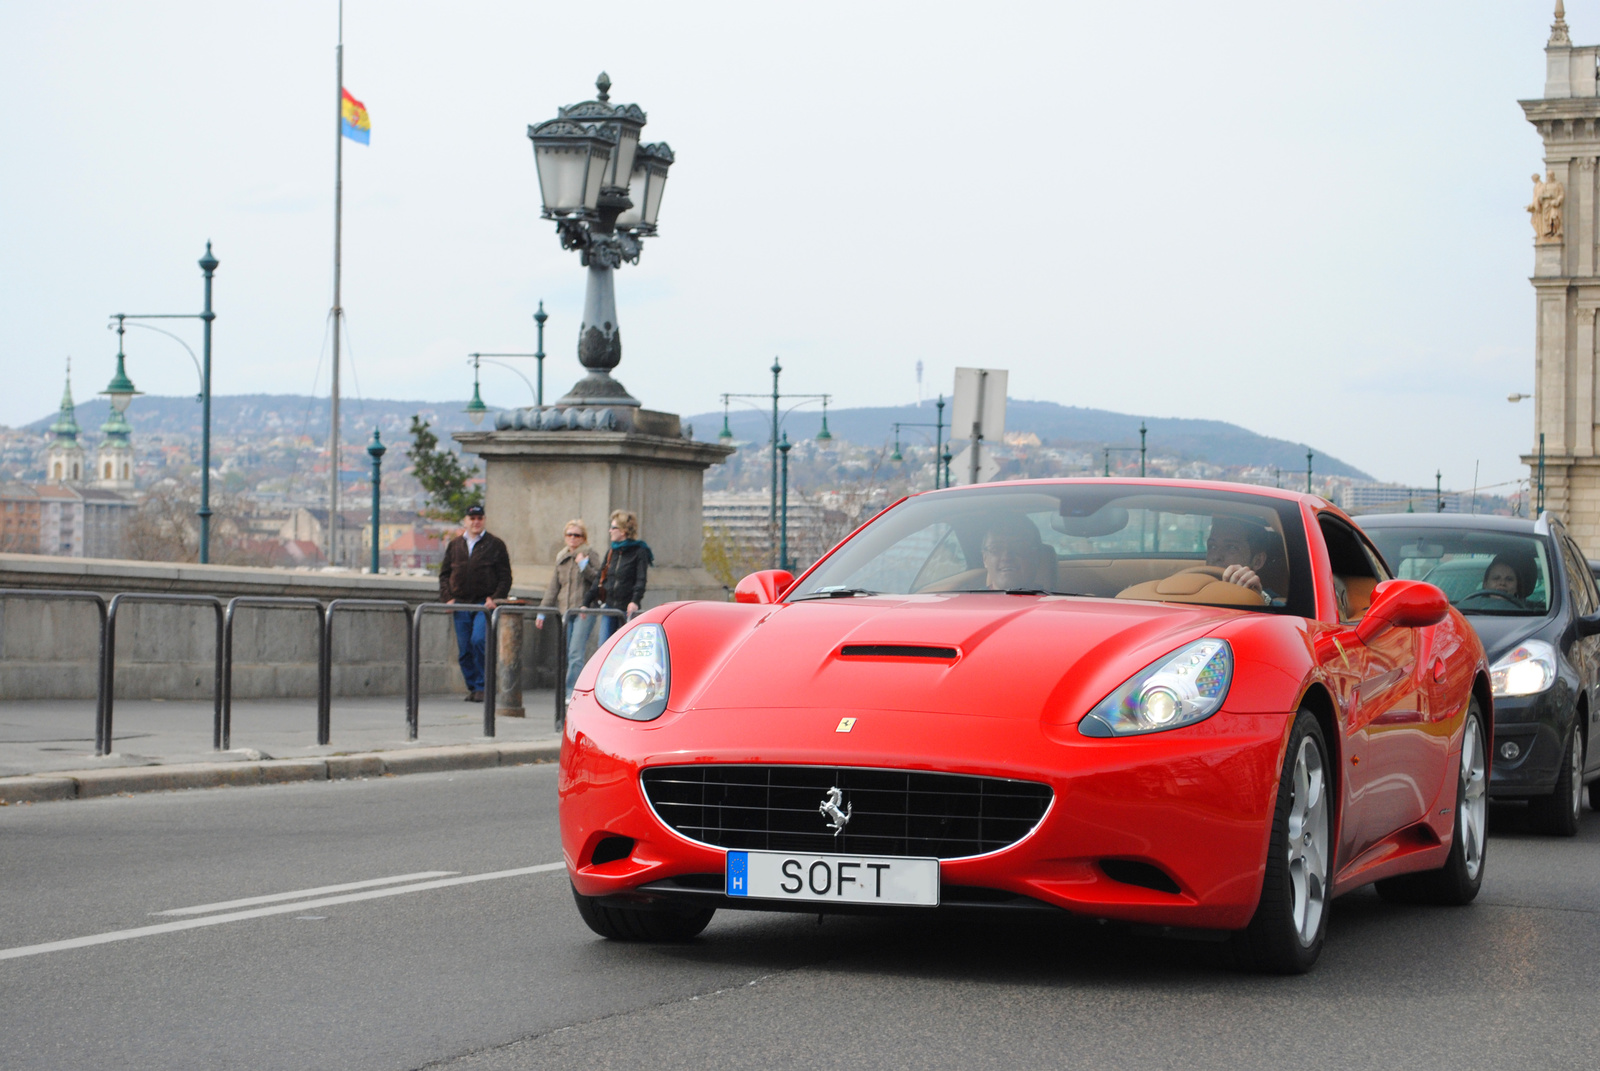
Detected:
left=1307, top=450, right=1313, bottom=495
left=1140, top=422, right=1147, bottom=477
left=892, top=396, right=948, bottom=489
left=1436, top=470, right=1444, bottom=513
left=778, top=433, right=792, bottom=572
left=367, top=428, right=386, bottom=574
left=771, top=358, right=780, bottom=553
left=101, top=242, right=219, bottom=562
left=720, top=360, right=829, bottom=565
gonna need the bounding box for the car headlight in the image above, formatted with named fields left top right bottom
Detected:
left=595, top=623, right=670, bottom=721
left=1490, top=640, right=1556, bottom=697
left=1078, top=639, right=1233, bottom=737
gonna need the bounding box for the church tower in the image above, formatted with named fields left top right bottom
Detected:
left=94, top=405, right=135, bottom=490
left=45, top=361, right=85, bottom=485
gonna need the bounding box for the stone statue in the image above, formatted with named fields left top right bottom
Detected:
left=1528, top=171, right=1565, bottom=242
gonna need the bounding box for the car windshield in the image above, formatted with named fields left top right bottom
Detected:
left=787, top=483, right=1314, bottom=616
left=1363, top=527, right=1553, bottom=617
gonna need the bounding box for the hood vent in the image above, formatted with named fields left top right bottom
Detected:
left=839, top=644, right=958, bottom=660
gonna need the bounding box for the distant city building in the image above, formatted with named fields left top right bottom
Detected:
left=0, top=482, right=134, bottom=558
left=1340, top=483, right=1462, bottom=515
left=703, top=491, right=831, bottom=568
left=94, top=407, right=135, bottom=490
left=382, top=528, right=445, bottom=570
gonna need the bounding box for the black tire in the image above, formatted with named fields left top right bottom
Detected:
left=1375, top=699, right=1487, bottom=906
left=1232, top=710, right=1332, bottom=974
left=1529, top=724, right=1584, bottom=837
left=570, top=885, right=714, bottom=942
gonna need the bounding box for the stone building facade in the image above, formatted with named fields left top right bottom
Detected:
left=1523, top=3, right=1600, bottom=551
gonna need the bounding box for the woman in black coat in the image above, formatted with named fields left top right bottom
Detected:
left=586, top=509, right=652, bottom=641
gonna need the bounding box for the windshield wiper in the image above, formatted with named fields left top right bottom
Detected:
left=940, top=588, right=1083, bottom=596
left=789, top=588, right=879, bottom=601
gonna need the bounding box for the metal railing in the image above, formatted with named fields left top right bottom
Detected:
left=3, top=588, right=602, bottom=752
left=324, top=598, right=413, bottom=746
left=0, top=589, right=108, bottom=751
left=103, top=592, right=225, bottom=757
left=558, top=607, right=629, bottom=727
left=221, top=596, right=327, bottom=752
left=480, top=603, right=564, bottom=734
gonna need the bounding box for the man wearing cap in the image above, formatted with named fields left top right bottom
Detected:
left=438, top=504, right=512, bottom=702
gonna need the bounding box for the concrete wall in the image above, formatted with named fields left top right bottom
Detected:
left=0, top=554, right=564, bottom=700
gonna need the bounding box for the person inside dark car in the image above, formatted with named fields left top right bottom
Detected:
left=1482, top=553, right=1531, bottom=605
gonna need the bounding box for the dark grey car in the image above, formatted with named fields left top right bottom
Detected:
left=1358, top=512, right=1600, bottom=835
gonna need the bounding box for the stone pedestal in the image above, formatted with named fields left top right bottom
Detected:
left=456, top=409, right=735, bottom=609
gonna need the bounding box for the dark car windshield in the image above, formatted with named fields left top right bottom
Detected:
left=1363, top=527, right=1553, bottom=617
left=787, top=483, right=1314, bottom=617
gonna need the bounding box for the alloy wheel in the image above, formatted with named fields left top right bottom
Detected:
left=1286, top=735, right=1329, bottom=946
left=1460, top=715, right=1487, bottom=881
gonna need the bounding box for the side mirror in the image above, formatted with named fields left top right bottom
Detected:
left=1356, top=579, right=1449, bottom=644
left=1576, top=612, right=1600, bottom=638
left=734, top=569, right=794, bottom=605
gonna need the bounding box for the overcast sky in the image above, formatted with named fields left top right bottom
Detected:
left=0, top=1, right=1571, bottom=492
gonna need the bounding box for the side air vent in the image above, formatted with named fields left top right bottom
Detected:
left=839, top=644, right=958, bottom=660
left=1100, top=858, right=1181, bottom=895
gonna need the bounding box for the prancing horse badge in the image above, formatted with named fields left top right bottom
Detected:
left=836, top=717, right=856, bottom=733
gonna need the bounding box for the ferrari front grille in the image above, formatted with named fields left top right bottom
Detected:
left=640, top=765, right=1053, bottom=860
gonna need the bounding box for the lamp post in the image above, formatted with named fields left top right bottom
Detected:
left=892, top=395, right=947, bottom=488
left=465, top=351, right=543, bottom=423
left=528, top=74, right=672, bottom=407
left=778, top=433, right=793, bottom=572
left=101, top=242, right=218, bottom=562
left=1436, top=470, right=1444, bottom=513
left=720, top=357, right=830, bottom=565
left=1307, top=450, right=1314, bottom=494
left=367, top=428, right=386, bottom=574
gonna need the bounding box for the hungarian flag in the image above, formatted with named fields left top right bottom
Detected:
left=341, top=89, right=371, bottom=145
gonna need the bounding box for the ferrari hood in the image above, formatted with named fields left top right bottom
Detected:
left=661, top=594, right=1253, bottom=722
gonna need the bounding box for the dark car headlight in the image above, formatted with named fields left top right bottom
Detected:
left=1078, top=639, right=1233, bottom=737
left=1490, top=640, right=1556, bottom=697
left=595, top=623, right=670, bottom=721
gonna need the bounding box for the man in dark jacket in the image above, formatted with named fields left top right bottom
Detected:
left=438, top=504, right=512, bottom=701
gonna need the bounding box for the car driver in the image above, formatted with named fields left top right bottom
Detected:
left=982, top=517, right=1050, bottom=591
left=1206, top=516, right=1272, bottom=596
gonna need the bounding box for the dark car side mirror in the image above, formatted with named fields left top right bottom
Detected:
left=1356, top=579, right=1449, bottom=644
left=1577, top=612, right=1600, bottom=638
left=734, top=569, right=795, bottom=605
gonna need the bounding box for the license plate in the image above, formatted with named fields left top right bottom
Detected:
left=725, top=850, right=940, bottom=907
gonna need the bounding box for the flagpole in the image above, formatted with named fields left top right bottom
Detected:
left=328, top=0, right=344, bottom=565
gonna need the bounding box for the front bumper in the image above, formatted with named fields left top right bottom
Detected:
left=1490, top=683, right=1577, bottom=797
left=559, top=695, right=1293, bottom=931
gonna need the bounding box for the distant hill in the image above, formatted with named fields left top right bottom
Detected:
left=20, top=393, right=1373, bottom=480
left=687, top=399, right=1374, bottom=480
left=21, top=394, right=482, bottom=444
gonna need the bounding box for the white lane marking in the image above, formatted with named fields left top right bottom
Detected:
left=0, top=862, right=565, bottom=962
left=153, top=871, right=457, bottom=916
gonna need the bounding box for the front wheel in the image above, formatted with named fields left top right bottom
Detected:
left=1529, top=723, right=1584, bottom=837
left=1232, top=710, right=1331, bottom=974
left=1375, top=699, right=1487, bottom=905
left=571, top=885, right=715, bottom=942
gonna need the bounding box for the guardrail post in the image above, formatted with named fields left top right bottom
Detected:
left=0, top=590, right=108, bottom=755
left=322, top=598, right=413, bottom=746
left=222, top=597, right=328, bottom=752
left=481, top=603, right=564, bottom=737
left=100, top=592, right=225, bottom=757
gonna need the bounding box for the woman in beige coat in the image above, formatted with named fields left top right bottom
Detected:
left=537, top=518, right=600, bottom=694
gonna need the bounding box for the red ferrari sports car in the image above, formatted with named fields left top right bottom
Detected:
left=559, top=479, right=1491, bottom=972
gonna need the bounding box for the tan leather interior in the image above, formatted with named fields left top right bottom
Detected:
left=1115, top=570, right=1265, bottom=606
left=918, top=558, right=1219, bottom=596
left=1341, top=576, right=1377, bottom=619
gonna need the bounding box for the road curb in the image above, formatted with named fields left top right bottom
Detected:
left=0, top=741, right=561, bottom=805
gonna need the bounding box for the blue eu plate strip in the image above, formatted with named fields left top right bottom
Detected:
left=726, top=851, right=749, bottom=896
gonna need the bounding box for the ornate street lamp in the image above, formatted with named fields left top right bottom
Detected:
left=464, top=356, right=489, bottom=426
left=528, top=73, right=673, bottom=407
left=102, top=242, right=218, bottom=561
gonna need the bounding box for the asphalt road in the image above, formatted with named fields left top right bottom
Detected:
left=3, top=769, right=1599, bottom=1071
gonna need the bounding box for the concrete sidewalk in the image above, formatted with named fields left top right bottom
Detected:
left=0, top=695, right=563, bottom=804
